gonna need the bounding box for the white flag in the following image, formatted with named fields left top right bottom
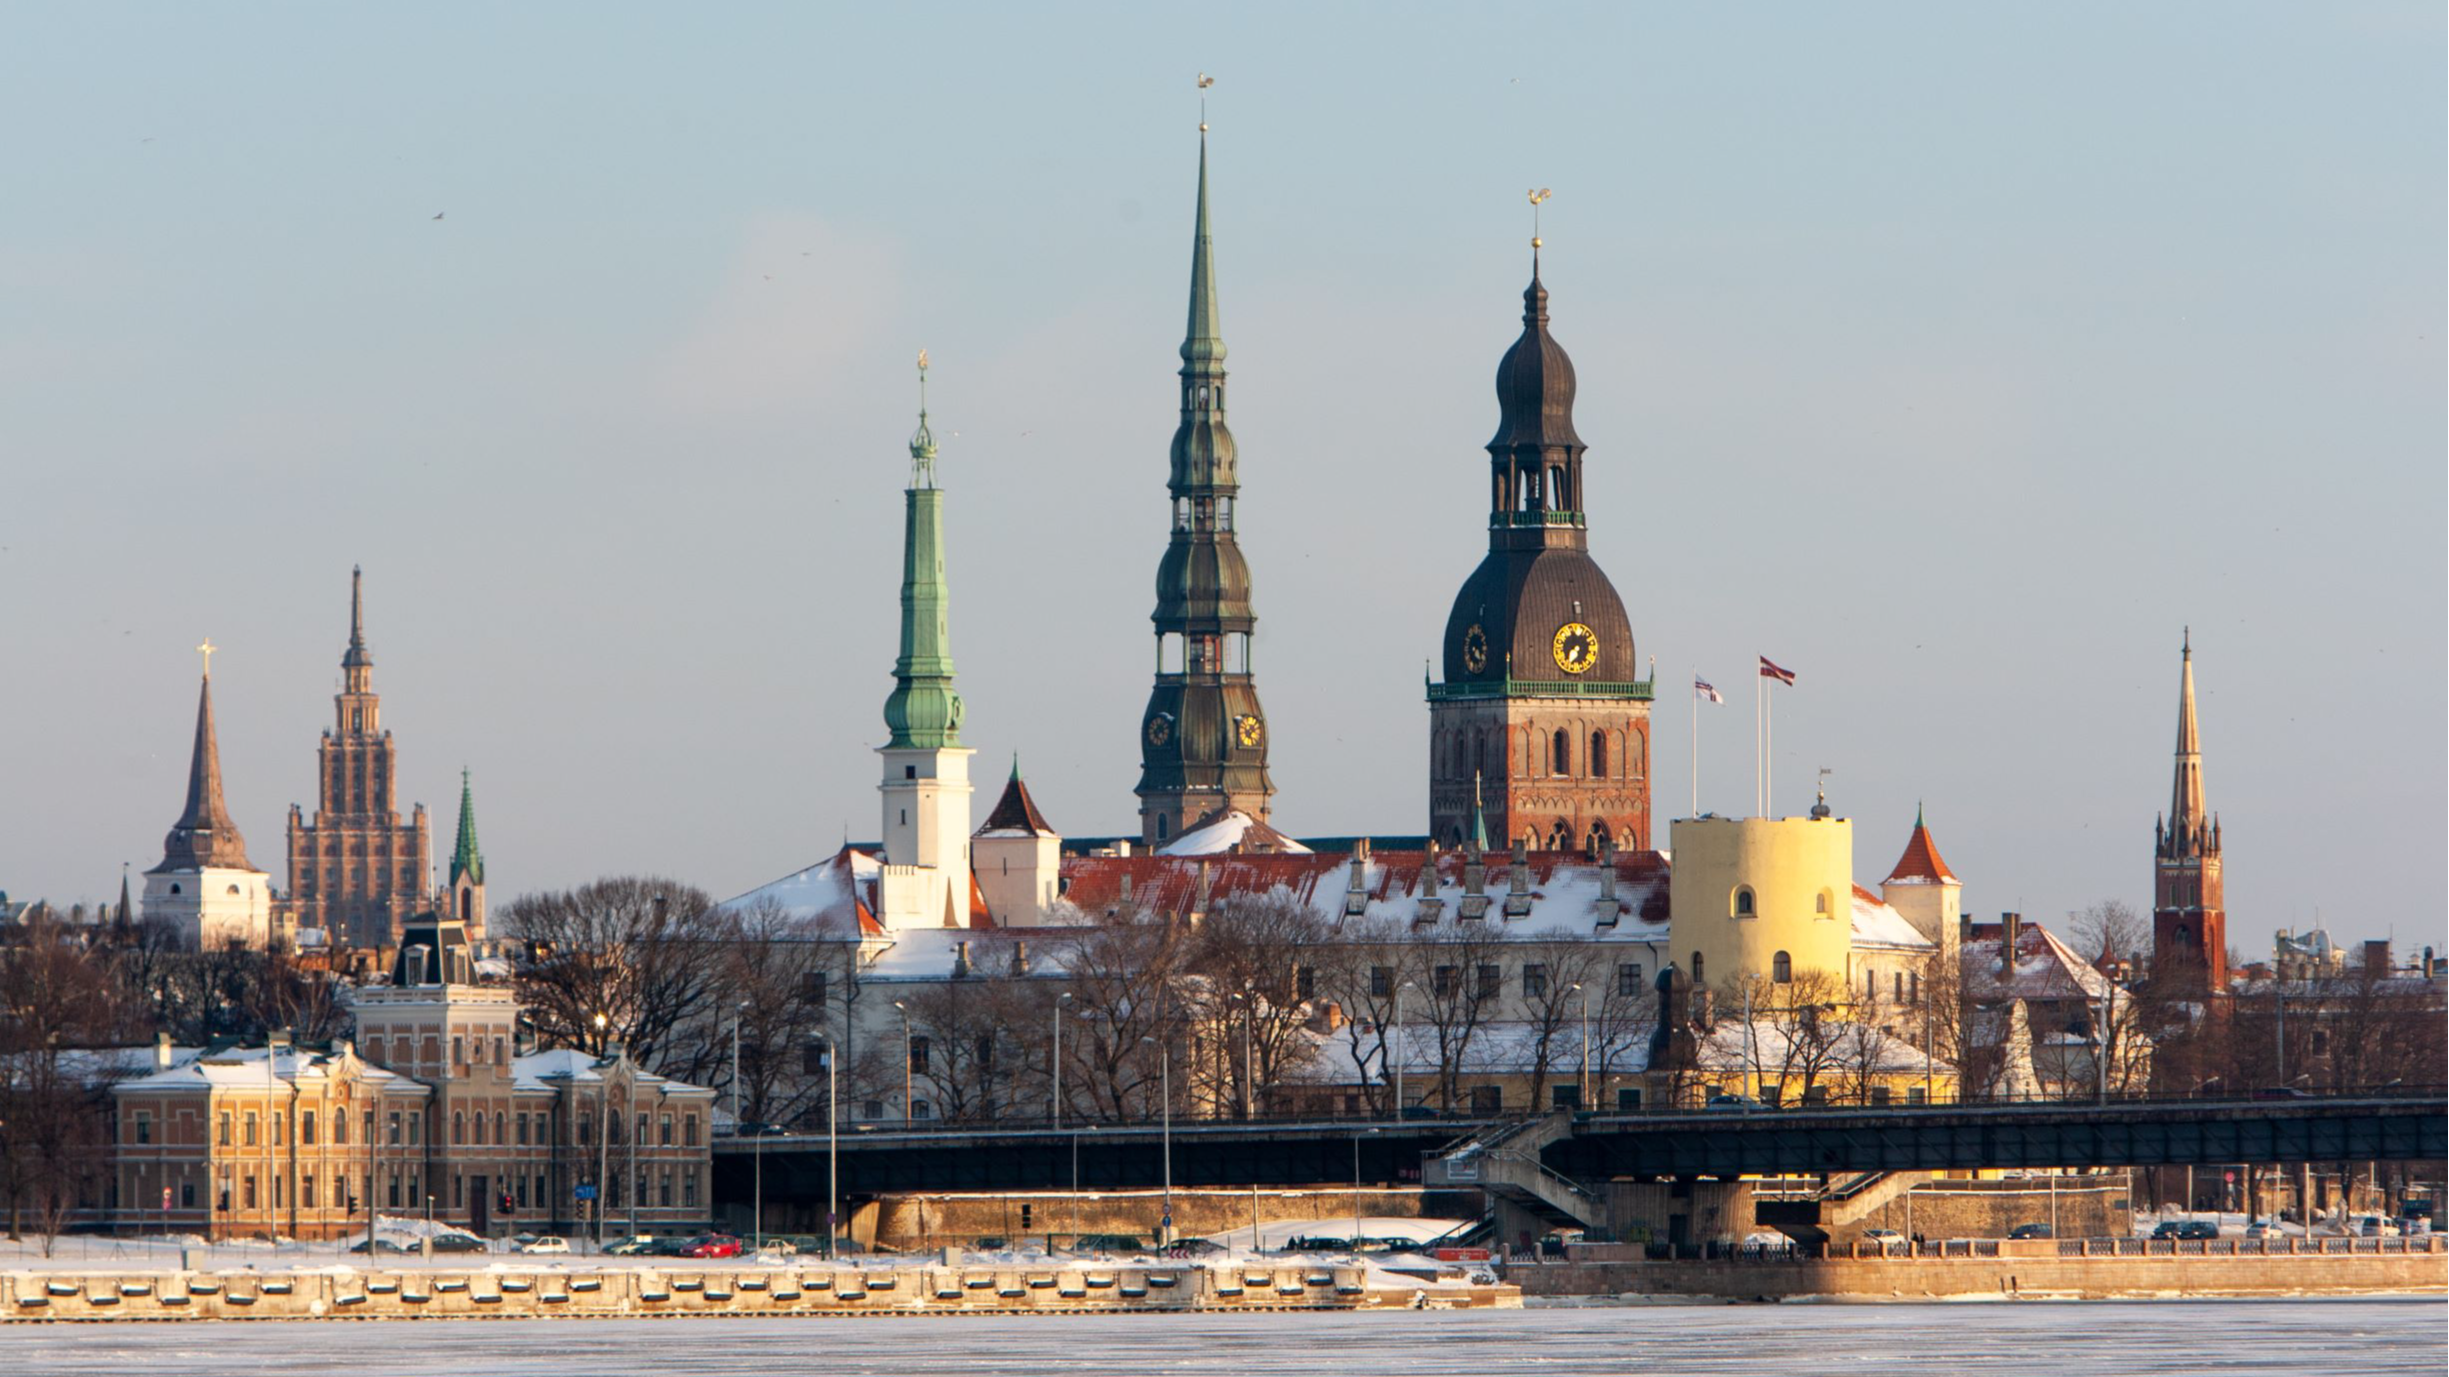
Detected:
left=1695, top=676, right=1724, bottom=704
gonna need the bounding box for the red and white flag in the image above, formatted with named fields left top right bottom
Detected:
left=1758, top=656, right=1796, bottom=686
left=1694, top=676, right=1724, bottom=704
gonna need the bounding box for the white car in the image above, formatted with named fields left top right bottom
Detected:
left=518, top=1235, right=571, bottom=1255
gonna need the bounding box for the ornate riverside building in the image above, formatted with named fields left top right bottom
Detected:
left=1427, top=249, right=1653, bottom=852
left=2152, top=630, right=2227, bottom=992
left=1134, top=131, right=1275, bottom=847
left=286, top=568, right=432, bottom=949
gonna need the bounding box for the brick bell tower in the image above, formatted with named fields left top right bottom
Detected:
left=1426, top=240, right=1653, bottom=852
left=2152, top=629, right=2226, bottom=993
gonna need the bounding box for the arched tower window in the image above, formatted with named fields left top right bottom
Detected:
left=1734, top=887, right=1756, bottom=918
left=1586, top=818, right=1610, bottom=855
left=1691, top=952, right=1705, bottom=988
left=1547, top=820, right=1571, bottom=850
left=1772, top=951, right=1792, bottom=984
left=1474, top=731, right=1487, bottom=779
left=1552, top=729, right=1571, bottom=775
left=1590, top=731, right=1608, bottom=778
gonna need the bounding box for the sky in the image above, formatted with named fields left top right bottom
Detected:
left=3, top=4, right=2441, bottom=955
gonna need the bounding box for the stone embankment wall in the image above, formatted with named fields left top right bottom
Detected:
left=868, top=1189, right=1466, bottom=1250
left=2, top=1261, right=1518, bottom=1322
left=1517, top=1241, right=2448, bottom=1301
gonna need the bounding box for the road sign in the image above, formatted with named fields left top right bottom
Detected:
left=575, top=1184, right=598, bottom=1202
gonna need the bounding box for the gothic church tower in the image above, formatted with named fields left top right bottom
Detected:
left=2152, top=630, right=2226, bottom=992
left=143, top=645, right=273, bottom=950
left=1135, top=129, right=1274, bottom=846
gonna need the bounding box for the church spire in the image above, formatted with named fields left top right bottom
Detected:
left=341, top=565, right=373, bottom=691
left=884, top=350, right=963, bottom=750
left=1182, top=131, right=1224, bottom=372
left=155, top=646, right=253, bottom=872
left=2168, top=626, right=2207, bottom=849
left=449, top=767, right=484, bottom=886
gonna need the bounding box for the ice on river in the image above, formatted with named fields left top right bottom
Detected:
left=13, top=1298, right=2441, bottom=1376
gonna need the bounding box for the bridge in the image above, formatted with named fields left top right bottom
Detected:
left=712, top=1094, right=2447, bottom=1206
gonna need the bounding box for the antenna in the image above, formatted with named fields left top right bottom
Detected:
left=1197, top=72, right=1214, bottom=131
left=1527, top=187, right=1552, bottom=248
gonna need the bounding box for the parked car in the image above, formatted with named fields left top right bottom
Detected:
left=2007, top=1223, right=2053, bottom=1240
left=2243, top=1222, right=2271, bottom=1240
left=2152, top=1220, right=2219, bottom=1241
left=428, top=1232, right=488, bottom=1253
left=1071, top=1233, right=1146, bottom=1254
left=1704, top=1093, right=1764, bottom=1112
left=1862, top=1229, right=1904, bottom=1244
left=2351, top=1215, right=2399, bottom=1238
left=518, top=1235, right=570, bottom=1255
left=347, top=1237, right=412, bottom=1254
left=973, top=1236, right=1010, bottom=1251
left=755, top=1238, right=798, bottom=1257
left=2252, top=1086, right=2314, bottom=1100
left=604, top=1235, right=660, bottom=1256
left=680, top=1233, right=745, bottom=1259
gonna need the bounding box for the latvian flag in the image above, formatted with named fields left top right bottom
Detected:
left=1694, top=676, right=1724, bottom=704
left=1758, top=656, right=1797, bottom=686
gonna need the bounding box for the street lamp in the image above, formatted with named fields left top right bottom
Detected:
left=1052, top=992, right=1073, bottom=1131
left=809, top=1032, right=839, bottom=1259
left=592, top=1011, right=610, bottom=1251
left=1390, top=980, right=1416, bottom=1119
left=1139, top=1035, right=1172, bottom=1243
left=893, top=1001, right=913, bottom=1124
left=1570, top=983, right=1590, bottom=1110
left=732, top=1000, right=762, bottom=1249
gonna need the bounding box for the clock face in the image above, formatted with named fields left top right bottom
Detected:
left=1236, top=714, right=1264, bottom=748
left=1462, top=624, right=1489, bottom=675
left=1552, top=622, right=1599, bottom=675
left=1146, top=713, right=1174, bottom=747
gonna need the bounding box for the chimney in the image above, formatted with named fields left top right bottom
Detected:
left=2362, top=940, right=2390, bottom=976
left=154, top=1030, right=174, bottom=1071
left=1011, top=941, right=1031, bottom=977
left=1119, top=872, right=1133, bottom=904
left=1999, top=913, right=2021, bottom=977
left=952, top=940, right=972, bottom=979
left=1355, top=837, right=1371, bottom=863
left=1511, top=835, right=1528, bottom=866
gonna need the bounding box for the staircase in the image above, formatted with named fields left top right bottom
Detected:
left=1422, top=1113, right=1605, bottom=1230
left=1755, top=1171, right=1931, bottom=1238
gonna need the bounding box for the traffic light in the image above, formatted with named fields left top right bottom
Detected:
left=498, top=1190, right=515, bottom=1216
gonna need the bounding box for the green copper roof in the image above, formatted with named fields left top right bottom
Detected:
left=1470, top=771, right=1491, bottom=853
left=449, top=767, right=484, bottom=886
left=1181, top=133, right=1224, bottom=371
left=885, top=358, right=963, bottom=749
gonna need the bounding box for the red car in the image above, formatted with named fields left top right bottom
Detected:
left=680, top=1233, right=744, bottom=1259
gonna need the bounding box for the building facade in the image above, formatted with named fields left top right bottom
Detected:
left=285, top=568, right=433, bottom=950
left=2152, top=630, right=2227, bottom=992
left=1135, top=132, right=1275, bottom=846
left=1428, top=250, right=1652, bottom=852
left=141, top=654, right=273, bottom=951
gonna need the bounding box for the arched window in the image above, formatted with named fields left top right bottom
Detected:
left=1586, top=819, right=1611, bottom=855
left=1552, top=729, right=1571, bottom=775
left=1734, top=887, right=1756, bottom=918
left=1814, top=891, right=1829, bottom=915
left=1691, top=952, right=1705, bottom=988
left=451, top=1111, right=464, bottom=1146
left=1590, top=731, right=1608, bottom=778
left=1547, top=821, right=1571, bottom=851
left=459, top=889, right=472, bottom=922
left=1772, top=951, right=1792, bottom=984
left=1474, top=731, right=1488, bottom=779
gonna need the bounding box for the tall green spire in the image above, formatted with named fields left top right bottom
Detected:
left=449, top=767, right=483, bottom=886
left=884, top=351, right=964, bottom=749
left=1470, top=771, right=1490, bottom=854
left=1182, top=131, right=1224, bottom=371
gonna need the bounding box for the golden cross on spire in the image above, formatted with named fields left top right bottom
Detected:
left=1527, top=188, right=1553, bottom=249
left=196, top=638, right=217, bottom=678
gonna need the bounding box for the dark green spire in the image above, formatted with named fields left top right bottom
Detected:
left=885, top=351, right=964, bottom=750
left=449, top=767, right=483, bottom=886
left=1471, top=770, right=1490, bottom=853
left=1182, top=132, right=1224, bottom=371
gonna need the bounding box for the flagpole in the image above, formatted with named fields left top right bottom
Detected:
left=1765, top=680, right=1774, bottom=820
left=1753, top=666, right=1762, bottom=818
left=1690, top=672, right=1698, bottom=820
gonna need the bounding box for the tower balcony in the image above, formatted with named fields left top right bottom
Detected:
left=1428, top=674, right=1655, bottom=703
left=1489, top=509, right=1586, bottom=529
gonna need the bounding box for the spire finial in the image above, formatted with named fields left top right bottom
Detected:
left=196, top=638, right=216, bottom=679
left=908, top=348, right=938, bottom=484
left=1009, top=751, right=1022, bottom=782
left=1197, top=71, right=1213, bottom=133
left=350, top=565, right=364, bottom=646
left=1915, top=798, right=1925, bottom=829
left=1527, top=187, right=1551, bottom=255
left=2182, top=624, right=2191, bottom=657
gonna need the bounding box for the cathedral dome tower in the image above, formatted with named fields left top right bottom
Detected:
left=1428, top=249, right=1652, bottom=852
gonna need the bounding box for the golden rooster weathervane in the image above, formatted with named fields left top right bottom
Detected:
left=1528, top=187, right=1552, bottom=249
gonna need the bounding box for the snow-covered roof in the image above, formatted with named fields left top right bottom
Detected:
left=1157, top=809, right=1312, bottom=857
left=513, top=1047, right=716, bottom=1098
left=1849, top=885, right=1937, bottom=951
left=115, top=1043, right=424, bottom=1096
left=1697, top=1019, right=1951, bottom=1076
left=1964, top=921, right=2113, bottom=1004
left=714, top=846, right=885, bottom=934
left=52, top=1043, right=206, bottom=1086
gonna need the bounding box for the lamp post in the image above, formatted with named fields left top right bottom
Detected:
left=1139, top=1035, right=1172, bottom=1243
left=1390, top=981, right=1415, bottom=1119
left=810, top=1032, right=838, bottom=1259
left=1052, top=993, right=1072, bottom=1131
left=1570, top=983, right=1590, bottom=1110
left=1227, top=990, right=1258, bottom=1121
left=592, top=1012, right=609, bottom=1251
left=893, top=1001, right=913, bottom=1124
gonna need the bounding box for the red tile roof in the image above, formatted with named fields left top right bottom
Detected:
left=1884, top=819, right=1958, bottom=885
left=977, top=768, right=1056, bottom=837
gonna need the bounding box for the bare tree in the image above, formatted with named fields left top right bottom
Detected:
left=1404, top=922, right=1508, bottom=1111
left=2068, top=899, right=2147, bottom=967
left=503, top=877, right=725, bottom=1071
left=0, top=913, right=128, bottom=1249
left=1313, top=918, right=1404, bottom=1115
left=1188, top=894, right=1328, bottom=1116
left=1049, top=916, right=1194, bottom=1120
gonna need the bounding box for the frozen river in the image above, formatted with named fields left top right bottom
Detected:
left=16, top=1299, right=2438, bottom=1375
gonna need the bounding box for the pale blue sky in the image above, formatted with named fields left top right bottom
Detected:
left=4, top=4, right=2441, bottom=953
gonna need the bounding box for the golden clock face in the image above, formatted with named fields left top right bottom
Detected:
left=1236, top=714, right=1264, bottom=747
left=1462, top=624, right=1489, bottom=675
left=1146, top=713, right=1173, bottom=747
left=1552, top=622, right=1599, bottom=675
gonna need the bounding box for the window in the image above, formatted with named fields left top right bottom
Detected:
left=1893, top=972, right=1905, bottom=1003
left=244, top=1176, right=257, bottom=1210
left=1369, top=966, right=1392, bottom=998
left=1909, top=971, right=1919, bottom=1004
left=1616, top=1087, right=1643, bottom=1111
left=1868, top=969, right=1879, bottom=1001
left=1772, top=951, right=1792, bottom=984
left=636, top=1112, right=648, bottom=1146
left=1469, top=1086, right=1503, bottom=1114
left=495, top=1111, right=505, bottom=1145
left=1156, top=815, right=1168, bottom=840
left=1617, top=963, right=1644, bottom=998
left=408, top=1113, right=421, bottom=1145
left=1296, top=965, right=1317, bottom=1001
left=516, top=1177, right=528, bottom=1209
left=659, top=1171, right=672, bottom=1208
left=1551, top=1084, right=1582, bottom=1110
left=244, top=1112, right=258, bottom=1147
left=1432, top=966, right=1457, bottom=997
left=1906, top=1086, right=1928, bottom=1106
left=861, top=1101, right=884, bottom=1120
left=660, top=1113, right=674, bottom=1146
left=182, top=1182, right=195, bottom=1208
left=134, top=1112, right=152, bottom=1145
left=1476, top=964, right=1501, bottom=999
left=516, top=1112, right=529, bottom=1146
left=303, top=1174, right=317, bottom=1209
left=804, top=970, right=828, bottom=1005
left=452, top=1111, right=465, bottom=1145
left=494, top=1036, right=505, bottom=1065
left=684, top=1114, right=699, bottom=1146
left=387, top=1111, right=402, bottom=1145
left=273, top=1110, right=284, bottom=1146
left=1552, top=729, right=1571, bottom=775
left=387, top=1173, right=401, bottom=1208
left=912, top=1100, right=933, bottom=1121
left=1590, top=731, right=1608, bottom=778
left=1814, top=891, right=1829, bottom=915
left=2310, top=1031, right=2330, bottom=1055
left=338, top=1110, right=351, bottom=1146
left=909, top=1037, right=931, bottom=1073
left=1523, top=964, right=1549, bottom=999
left=1734, top=888, right=1756, bottom=918
left=1691, top=952, right=1705, bottom=988
left=1869, top=1086, right=1893, bottom=1107
left=683, top=1170, right=698, bottom=1209
left=579, top=1113, right=593, bottom=1147
left=302, top=1111, right=316, bottom=1145
left=452, top=1036, right=464, bottom=1066
left=804, top=1042, right=828, bottom=1075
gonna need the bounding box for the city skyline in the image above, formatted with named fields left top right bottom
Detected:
left=5, top=5, right=2441, bottom=950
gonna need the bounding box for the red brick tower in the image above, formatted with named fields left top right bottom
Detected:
left=2152, top=630, right=2226, bottom=993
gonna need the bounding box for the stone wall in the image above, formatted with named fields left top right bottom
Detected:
left=1514, top=1244, right=2448, bottom=1301
left=868, top=1188, right=1476, bottom=1250
left=1843, top=1180, right=2128, bottom=1243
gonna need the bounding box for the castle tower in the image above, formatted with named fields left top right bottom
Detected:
left=143, top=643, right=272, bottom=950
left=1134, top=129, right=1275, bottom=846
left=445, top=768, right=486, bottom=939
left=1428, top=247, right=1653, bottom=851
left=874, top=354, right=975, bottom=930
left=1880, top=803, right=1962, bottom=966
left=285, top=567, right=433, bottom=949
left=973, top=757, right=1063, bottom=927
left=2152, top=630, right=2226, bottom=992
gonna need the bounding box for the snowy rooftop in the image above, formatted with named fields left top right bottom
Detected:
left=1157, top=809, right=1312, bottom=857
left=116, top=1043, right=424, bottom=1095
